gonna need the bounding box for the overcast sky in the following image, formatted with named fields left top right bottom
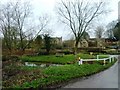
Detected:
left=1, top=0, right=120, bottom=40
left=32, top=0, right=120, bottom=39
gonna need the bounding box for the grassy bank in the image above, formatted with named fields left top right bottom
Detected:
left=3, top=60, right=117, bottom=89
left=97, top=55, right=109, bottom=59
left=20, top=53, right=95, bottom=64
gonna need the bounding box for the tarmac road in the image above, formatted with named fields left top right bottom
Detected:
left=62, top=56, right=119, bottom=88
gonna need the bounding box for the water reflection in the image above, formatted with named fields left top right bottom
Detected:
left=24, top=62, right=62, bottom=68
left=25, top=62, right=37, bottom=66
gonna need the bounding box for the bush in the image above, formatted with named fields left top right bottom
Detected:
left=57, top=50, right=74, bottom=55
left=62, top=50, right=74, bottom=55
left=2, top=55, right=19, bottom=61
left=38, top=51, right=49, bottom=55
left=87, top=48, right=102, bottom=52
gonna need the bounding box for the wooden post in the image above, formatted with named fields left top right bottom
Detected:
left=78, top=57, right=83, bottom=65
left=78, top=60, right=80, bottom=65
left=97, top=55, right=99, bottom=61
left=112, top=57, right=114, bottom=62
left=78, top=59, right=83, bottom=65
left=111, top=56, right=113, bottom=62
left=103, top=59, right=106, bottom=65
left=109, top=56, right=111, bottom=63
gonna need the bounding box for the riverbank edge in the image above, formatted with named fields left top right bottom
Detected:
left=48, top=60, right=118, bottom=89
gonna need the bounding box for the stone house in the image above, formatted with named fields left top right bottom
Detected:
left=77, top=39, right=89, bottom=48
left=51, top=37, right=62, bottom=47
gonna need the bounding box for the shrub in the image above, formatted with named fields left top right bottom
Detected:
left=2, top=55, right=19, bottom=61
left=57, top=50, right=74, bottom=55
left=38, top=51, right=49, bottom=55
left=87, top=48, right=102, bottom=52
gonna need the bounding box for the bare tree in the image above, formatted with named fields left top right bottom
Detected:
left=23, top=14, right=50, bottom=52
left=95, top=26, right=104, bottom=39
left=0, top=1, right=50, bottom=55
left=12, top=1, right=32, bottom=52
left=106, top=20, right=117, bottom=39
left=57, top=0, right=108, bottom=54
left=0, top=2, right=17, bottom=53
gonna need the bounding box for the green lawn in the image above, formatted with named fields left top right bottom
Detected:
left=3, top=53, right=116, bottom=89
left=20, top=53, right=95, bottom=64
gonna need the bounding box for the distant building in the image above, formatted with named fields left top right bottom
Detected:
left=51, top=37, right=62, bottom=46
left=63, top=39, right=89, bottom=48
left=105, top=38, right=119, bottom=47
left=77, top=39, right=89, bottom=48
left=76, top=38, right=106, bottom=48
left=88, top=38, right=97, bottom=47
left=57, top=37, right=118, bottom=49
left=63, top=40, right=75, bottom=48
left=34, top=36, right=63, bottom=49
left=97, top=38, right=105, bottom=48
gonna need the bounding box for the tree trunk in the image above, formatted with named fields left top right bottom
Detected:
left=19, top=48, right=25, bottom=55
left=74, top=41, right=79, bottom=55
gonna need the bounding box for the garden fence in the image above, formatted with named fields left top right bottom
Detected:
left=79, top=55, right=119, bottom=65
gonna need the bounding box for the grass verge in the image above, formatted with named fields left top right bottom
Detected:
left=3, top=60, right=117, bottom=89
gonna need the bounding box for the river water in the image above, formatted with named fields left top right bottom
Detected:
left=24, top=62, right=63, bottom=68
